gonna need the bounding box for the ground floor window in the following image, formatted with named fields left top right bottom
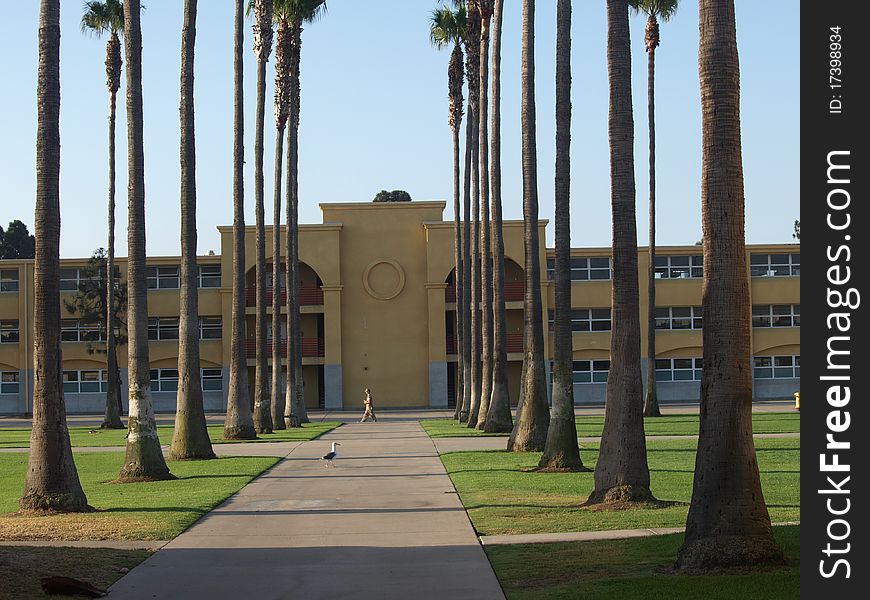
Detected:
left=655, top=358, right=703, bottom=381
left=151, top=368, right=222, bottom=392
left=754, top=355, right=800, bottom=379
left=202, top=368, right=223, bottom=391
left=63, top=370, right=108, bottom=394
left=572, top=360, right=610, bottom=384
left=0, top=372, right=19, bottom=394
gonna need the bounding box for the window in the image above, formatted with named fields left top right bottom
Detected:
left=655, top=306, right=703, bottom=330
left=0, top=321, right=19, bottom=344
left=572, top=360, right=610, bottom=384
left=151, top=368, right=179, bottom=392
left=0, top=269, right=18, bottom=292
left=750, top=253, right=800, bottom=277
left=148, top=317, right=179, bottom=341
left=752, top=304, right=800, bottom=328
left=146, top=266, right=180, bottom=289
left=753, top=355, right=800, bottom=379
left=201, top=368, right=223, bottom=391
left=0, top=372, right=19, bottom=394
left=199, top=264, right=221, bottom=288
left=547, top=257, right=611, bottom=281
left=63, top=370, right=108, bottom=394
left=654, top=255, right=703, bottom=279
left=200, top=317, right=222, bottom=340
left=60, top=320, right=104, bottom=342
left=655, top=358, right=703, bottom=382
left=550, top=309, right=612, bottom=332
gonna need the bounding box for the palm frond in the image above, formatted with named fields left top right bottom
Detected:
left=629, top=0, right=680, bottom=21
left=81, top=0, right=124, bottom=37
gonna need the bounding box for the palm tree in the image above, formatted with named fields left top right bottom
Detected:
left=473, top=0, right=494, bottom=429
left=81, top=0, right=125, bottom=430
left=169, top=0, right=215, bottom=461
left=118, top=0, right=175, bottom=479
left=482, top=0, right=511, bottom=434
left=508, top=0, right=549, bottom=452
left=270, top=16, right=291, bottom=430
left=225, top=0, right=258, bottom=440
left=539, top=0, right=585, bottom=471
left=463, top=0, right=482, bottom=426
left=429, top=4, right=466, bottom=418
left=20, top=0, right=91, bottom=512
left=252, top=0, right=274, bottom=434
left=630, top=0, right=678, bottom=418
left=675, top=0, right=784, bottom=570
left=282, top=0, right=326, bottom=427
left=586, top=0, right=650, bottom=504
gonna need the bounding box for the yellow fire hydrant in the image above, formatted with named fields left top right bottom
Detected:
left=794, top=391, right=800, bottom=411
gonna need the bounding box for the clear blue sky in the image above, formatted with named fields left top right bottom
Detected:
left=0, top=1, right=798, bottom=258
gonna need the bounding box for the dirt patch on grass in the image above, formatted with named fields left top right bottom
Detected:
left=0, top=546, right=150, bottom=600
left=0, top=513, right=156, bottom=541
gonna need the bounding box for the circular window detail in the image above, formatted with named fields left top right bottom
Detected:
left=363, top=258, right=406, bottom=301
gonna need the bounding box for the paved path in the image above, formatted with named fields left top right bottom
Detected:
left=108, top=422, right=505, bottom=600
left=0, top=441, right=303, bottom=456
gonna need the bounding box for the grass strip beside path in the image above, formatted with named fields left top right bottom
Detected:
left=0, top=422, right=341, bottom=449
left=441, top=438, right=799, bottom=536
left=421, top=412, right=799, bottom=438
left=0, top=546, right=151, bottom=600
left=0, top=452, right=278, bottom=541
left=486, top=525, right=799, bottom=600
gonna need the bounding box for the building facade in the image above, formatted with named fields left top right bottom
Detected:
left=0, top=201, right=799, bottom=414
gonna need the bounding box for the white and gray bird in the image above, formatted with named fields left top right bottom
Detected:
left=321, top=442, right=341, bottom=467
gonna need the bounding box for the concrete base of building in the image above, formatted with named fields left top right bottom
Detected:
left=428, top=361, right=448, bottom=408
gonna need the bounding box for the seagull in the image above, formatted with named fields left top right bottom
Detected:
left=321, top=442, right=341, bottom=468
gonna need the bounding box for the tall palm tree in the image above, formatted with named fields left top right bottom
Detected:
left=482, top=0, right=511, bottom=434
left=282, top=0, right=326, bottom=427
left=20, top=0, right=91, bottom=512
left=270, top=16, right=291, bottom=430
left=252, top=0, right=275, bottom=434
left=169, top=0, right=215, bottom=461
left=539, top=0, right=585, bottom=470
left=675, top=0, right=784, bottom=570
left=630, top=0, right=678, bottom=418
left=429, top=4, right=466, bottom=418
left=81, top=0, right=125, bottom=430
left=225, top=0, right=258, bottom=440
left=463, top=0, right=482, bottom=426
left=586, top=0, right=650, bottom=504
left=118, top=0, right=175, bottom=479
left=473, top=0, right=494, bottom=429
left=508, top=0, right=549, bottom=452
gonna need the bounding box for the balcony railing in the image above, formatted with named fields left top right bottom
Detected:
left=446, top=332, right=523, bottom=354
left=245, top=285, right=324, bottom=307
left=445, top=281, right=524, bottom=303
left=245, top=338, right=324, bottom=359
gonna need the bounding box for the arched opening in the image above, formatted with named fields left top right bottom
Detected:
left=246, top=261, right=324, bottom=307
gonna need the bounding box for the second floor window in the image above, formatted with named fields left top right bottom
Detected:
left=750, top=253, right=800, bottom=277
left=146, top=266, right=180, bottom=289
left=61, top=320, right=104, bottom=342
left=752, top=304, right=800, bottom=328
left=655, top=307, right=703, bottom=330
left=199, top=265, right=221, bottom=288
left=0, top=321, right=19, bottom=344
left=200, top=317, right=222, bottom=340
left=148, top=317, right=179, bottom=341
left=549, top=309, right=612, bottom=332
left=0, top=269, right=18, bottom=292
left=654, top=255, right=703, bottom=279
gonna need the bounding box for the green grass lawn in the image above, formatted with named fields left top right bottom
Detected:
left=486, top=525, right=799, bottom=600
left=441, top=438, right=799, bottom=536
left=0, top=452, right=278, bottom=541
left=421, top=412, right=799, bottom=438
left=0, top=421, right=341, bottom=449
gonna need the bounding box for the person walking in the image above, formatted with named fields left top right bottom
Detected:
left=360, top=388, right=378, bottom=422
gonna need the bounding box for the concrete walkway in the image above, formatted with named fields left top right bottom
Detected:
left=108, top=422, right=505, bottom=600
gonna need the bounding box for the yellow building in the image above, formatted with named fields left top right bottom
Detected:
left=0, top=201, right=799, bottom=414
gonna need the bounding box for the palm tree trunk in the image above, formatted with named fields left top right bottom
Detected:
left=475, top=8, right=493, bottom=429
left=459, top=114, right=473, bottom=423
left=451, top=122, right=463, bottom=417
left=484, top=0, right=512, bottom=434
left=587, top=0, right=650, bottom=504
left=103, top=78, right=123, bottom=430
left=675, top=0, right=783, bottom=571
left=20, top=0, right=91, bottom=512
left=170, top=0, right=215, bottom=461
left=119, top=0, right=176, bottom=478
left=253, top=54, right=273, bottom=434
left=539, top=0, right=584, bottom=471
left=643, top=20, right=661, bottom=418
left=225, top=0, right=257, bottom=440
left=271, top=124, right=287, bottom=430
left=509, top=0, right=550, bottom=453
left=467, top=117, right=481, bottom=426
